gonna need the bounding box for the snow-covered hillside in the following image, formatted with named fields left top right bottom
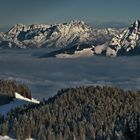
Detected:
left=0, top=92, right=39, bottom=116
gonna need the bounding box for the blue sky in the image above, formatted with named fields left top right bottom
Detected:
left=0, top=0, right=140, bottom=31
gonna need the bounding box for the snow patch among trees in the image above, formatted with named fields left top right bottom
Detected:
left=0, top=92, right=39, bottom=116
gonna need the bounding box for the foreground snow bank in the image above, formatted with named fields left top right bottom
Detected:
left=0, top=136, right=15, bottom=140
left=0, top=136, right=34, bottom=140
left=0, top=92, right=40, bottom=116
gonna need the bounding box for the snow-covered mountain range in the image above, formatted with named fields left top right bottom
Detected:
left=0, top=20, right=120, bottom=48
left=0, top=20, right=140, bottom=56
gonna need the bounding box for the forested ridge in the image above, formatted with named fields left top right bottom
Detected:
left=0, top=86, right=140, bottom=140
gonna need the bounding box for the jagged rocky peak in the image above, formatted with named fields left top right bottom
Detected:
left=131, top=19, right=140, bottom=30
left=8, top=23, right=50, bottom=34
left=124, top=19, right=140, bottom=41
left=109, top=19, right=140, bottom=56
left=8, top=24, right=27, bottom=34
left=120, top=19, right=140, bottom=42
left=54, top=20, right=92, bottom=33
left=63, top=20, right=87, bottom=26
left=69, top=20, right=92, bottom=30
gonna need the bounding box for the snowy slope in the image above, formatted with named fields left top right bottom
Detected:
left=0, top=135, right=34, bottom=140
left=0, top=136, right=16, bottom=140
left=0, top=92, right=39, bottom=116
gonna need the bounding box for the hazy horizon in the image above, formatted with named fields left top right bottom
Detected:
left=0, top=20, right=130, bottom=32
left=0, top=0, right=140, bottom=31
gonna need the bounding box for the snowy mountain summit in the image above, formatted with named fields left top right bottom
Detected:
left=0, top=20, right=140, bottom=56
left=109, top=20, right=140, bottom=55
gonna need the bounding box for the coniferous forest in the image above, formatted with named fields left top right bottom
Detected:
left=0, top=84, right=140, bottom=140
